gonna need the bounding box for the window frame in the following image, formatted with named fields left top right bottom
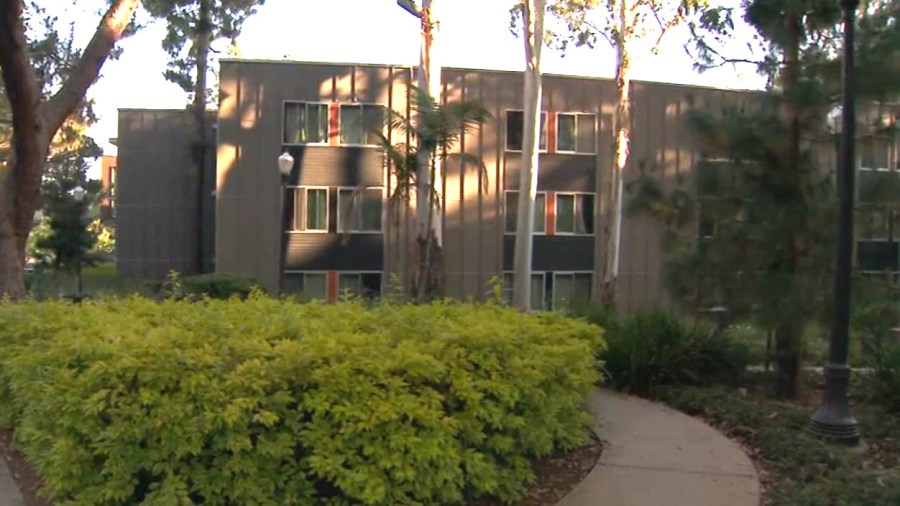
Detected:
left=288, top=186, right=330, bottom=234
left=550, top=271, right=594, bottom=311
left=282, top=101, right=330, bottom=146
left=502, top=271, right=547, bottom=311
left=337, top=271, right=384, bottom=298
left=504, top=109, right=548, bottom=153
left=282, top=271, right=329, bottom=300
left=554, top=192, right=596, bottom=236
left=504, top=190, right=547, bottom=235
left=338, top=103, right=387, bottom=147
left=336, top=186, right=385, bottom=234
left=555, top=112, right=597, bottom=155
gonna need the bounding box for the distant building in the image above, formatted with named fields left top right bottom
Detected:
left=99, top=154, right=117, bottom=223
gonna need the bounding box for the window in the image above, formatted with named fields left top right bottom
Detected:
left=338, top=272, right=382, bottom=299
left=292, top=187, right=328, bottom=232
left=556, top=193, right=595, bottom=234
left=505, top=191, right=546, bottom=233
left=338, top=187, right=383, bottom=232
left=556, top=113, right=596, bottom=154
left=506, top=110, right=547, bottom=151
left=502, top=272, right=546, bottom=311
left=552, top=272, right=592, bottom=310
left=283, top=102, right=328, bottom=144
left=340, top=104, right=386, bottom=146
left=283, top=272, right=327, bottom=300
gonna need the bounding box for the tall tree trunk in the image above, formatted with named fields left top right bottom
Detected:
left=193, top=0, right=211, bottom=274
left=601, top=0, right=632, bottom=305
left=512, top=0, right=544, bottom=311
left=414, top=0, right=443, bottom=300
left=773, top=10, right=803, bottom=398
left=0, top=0, right=140, bottom=299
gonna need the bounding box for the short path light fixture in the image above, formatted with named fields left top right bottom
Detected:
left=70, top=185, right=87, bottom=303
left=277, top=151, right=294, bottom=295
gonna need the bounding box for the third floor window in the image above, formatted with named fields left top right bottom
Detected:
left=340, top=104, right=386, bottom=146
left=284, top=102, right=328, bottom=144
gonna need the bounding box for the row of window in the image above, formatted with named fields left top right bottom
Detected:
left=283, top=270, right=593, bottom=309
left=284, top=102, right=386, bottom=146
left=501, top=271, right=593, bottom=311
left=291, top=187, right=383, bottom=233
left=504, top=191, right=595, bottom=235
left=505, top=111, right=596, bottom=154
left=284, top=271, right=382, bottom=300
left=282, top=102, right=598, bottom=155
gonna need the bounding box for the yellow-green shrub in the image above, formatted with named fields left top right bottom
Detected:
left=0, top=296, right=603, bottom=505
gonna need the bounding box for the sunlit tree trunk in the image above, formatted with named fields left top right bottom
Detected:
left=601, top=0, right=633, bottom=305
left=0, top=0, right=141, bottom=299
left=513, top=0, right=545, bottom=311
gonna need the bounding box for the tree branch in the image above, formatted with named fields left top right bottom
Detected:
left=43, top=0, right=140, bottom=134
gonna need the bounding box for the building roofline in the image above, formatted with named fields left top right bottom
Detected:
left=218, top=57, right=764, bottom=94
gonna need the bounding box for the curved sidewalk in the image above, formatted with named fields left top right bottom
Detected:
left=558, top=389, right=761, bottom=506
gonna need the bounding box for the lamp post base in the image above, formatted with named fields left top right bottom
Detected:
left=808, top=363, right=860, bottom=446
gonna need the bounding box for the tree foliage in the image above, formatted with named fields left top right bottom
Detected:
left=143, top=0, right=264, bottom=99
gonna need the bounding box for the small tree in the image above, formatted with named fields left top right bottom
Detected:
left=378, top=90, right=490, bottom=300
left=34, top=157, right=101, bottom=272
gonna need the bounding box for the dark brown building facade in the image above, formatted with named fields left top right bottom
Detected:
left=206, top=59, right=765, bottom=312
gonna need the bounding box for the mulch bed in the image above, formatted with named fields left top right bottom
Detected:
left=0, top=429, right=50, bottom=506
left=0, top=429, right=602, bottom=506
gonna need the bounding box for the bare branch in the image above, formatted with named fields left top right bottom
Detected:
left=43, top=0, right=140, bottom=134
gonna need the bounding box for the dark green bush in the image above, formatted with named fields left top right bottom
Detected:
left=0, top=297, right=602, bottom=505
left=162, top=272, right=258, bottom=300
left=590, top=309, right=749, bottom=395
left=854, top=301, right=900, bottom=412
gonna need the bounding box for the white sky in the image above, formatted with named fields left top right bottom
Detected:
left=56, top=0, right=766, bottom=173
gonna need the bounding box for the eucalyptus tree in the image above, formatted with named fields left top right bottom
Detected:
left=546, top=0, right=713, bottom=304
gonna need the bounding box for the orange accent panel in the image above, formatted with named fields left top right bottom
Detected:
left=326, top=271, right=338, bottom=303
left=546, top=192, right=556, bottom=236
left=547, top=111, right=557, bottom=154
left=329, top=103, right=340, bottom=146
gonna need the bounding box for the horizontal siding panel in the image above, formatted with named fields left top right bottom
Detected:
left=285, top=233, right=383, bottom=270
left=505, top=154, right=596, bottom=192
left=502, top=235, right=594, bottom=271
left=283, top=146, right=383, bottom=187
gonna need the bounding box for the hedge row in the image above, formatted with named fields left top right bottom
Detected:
left=0, top=297, right=603, bottom=505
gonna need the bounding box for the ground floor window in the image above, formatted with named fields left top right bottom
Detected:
left=502, top=271, right=593, bottom=311
left=338, top=272, right=382, bottom=299
left=283, top=272, right=327, bottom=300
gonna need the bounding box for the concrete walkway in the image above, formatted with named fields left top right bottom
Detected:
left=558, top=390, right=760, bottom=506
left=0, top=452, right=24, bottom=506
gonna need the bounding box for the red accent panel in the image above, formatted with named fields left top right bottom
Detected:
left=329, top=103, right=340, bottom=146
left=546, top=192, right=556, bottom=236
left=547, top=111, right=557, bottom=154
left=326, top=271, right=338, bottom=303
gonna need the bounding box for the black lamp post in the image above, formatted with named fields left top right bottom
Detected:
left=71, top=185, right=87, bottom=304
left=277, top=151, right=294, bottom=295
left=808, top=0, right=861, bottom=445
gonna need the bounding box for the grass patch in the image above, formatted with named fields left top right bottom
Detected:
left=659, top=385, right=900, bottom=506
left=25, top=263, right=154, bottom=300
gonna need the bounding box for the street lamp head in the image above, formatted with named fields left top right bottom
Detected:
left=71, top=186, right=86, bottom=202
left=827, top=107, right=843, bottom=134
left=277, top=151, right=294, bottom=179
